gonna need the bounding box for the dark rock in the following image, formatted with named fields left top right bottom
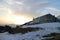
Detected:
left=42, top=33, right=60, bottom=40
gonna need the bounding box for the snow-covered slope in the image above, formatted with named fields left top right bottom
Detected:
left=0, top=28, right=60, bottom=40
left=0, top=22, right=60, bottom=40
left=22, top=22, right=60, bottom=29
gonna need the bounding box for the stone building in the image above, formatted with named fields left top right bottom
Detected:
left=32, top=14, right=60, bottom=24
left=22, top=14, right=60, bottom=25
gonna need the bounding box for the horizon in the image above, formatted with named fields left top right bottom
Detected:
left=0, top=0, right=60, bottom=25
left=0, top=13, right=59, bottom=25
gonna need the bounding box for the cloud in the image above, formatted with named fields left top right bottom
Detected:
left=0, top=0, right=50, bottom=17
left=0, top=0, right=60, bottom=17
left=13, top=0, right=50, bottom=17
left=43, top=7, right=60, bottom=16
left=0, top=0, right=60, bottom=24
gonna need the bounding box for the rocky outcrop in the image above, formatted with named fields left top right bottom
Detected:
left=42, top=33, right=60, bottom=40
left=0, top=25, right=44, bottom=34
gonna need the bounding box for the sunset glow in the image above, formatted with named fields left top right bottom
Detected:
left=0, top=0, right=60, bottom=25
left=8, top=15, right=31, bottom=25
left=0, top=14, right=32, bottom=25
left=0, top=7, right=32, bottom=25
left=0, top=8, right=32, bottom=25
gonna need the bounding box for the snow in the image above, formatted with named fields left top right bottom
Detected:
left=22, top=22, right=60, bottom=29
left=0, top=29, right=60, bottom=40
left=0, top=22, right=60, bottom=40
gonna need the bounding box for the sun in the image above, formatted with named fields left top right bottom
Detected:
left=3, top=8, right=30, bottom=25
left=12, top=17, right=28, bottom=25
left=0, top=7, right=32, bottom=25
left=8, top=15, right=30, bottom=25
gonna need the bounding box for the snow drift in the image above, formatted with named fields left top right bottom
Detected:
left=0, top=22, right=60, bottom=40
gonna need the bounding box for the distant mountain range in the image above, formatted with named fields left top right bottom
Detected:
left=0, top=24, right=16, bottom=28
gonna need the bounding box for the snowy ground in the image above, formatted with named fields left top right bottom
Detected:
left=0, top=22, right=60, bottom=40
left=22, top=22, right=60, bottom=29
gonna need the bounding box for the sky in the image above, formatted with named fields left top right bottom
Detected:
left=0, top=0, right=60, bottom=25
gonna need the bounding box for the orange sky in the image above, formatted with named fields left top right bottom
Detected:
left=0, top=0, right=60, bottom=25
left=0, top=13, right=32, bottom=25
